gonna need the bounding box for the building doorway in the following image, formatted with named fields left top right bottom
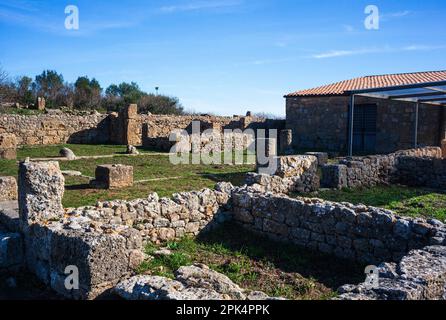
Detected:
left=353, top=104, right=377, bottom=154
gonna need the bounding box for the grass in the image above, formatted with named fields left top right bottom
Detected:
left=0, top=144, right=254, bottom=207
left=137, top=222, right=365, bottom=300
left=0, top=106, right=45, bottom=116
left=312, top=185, right=446, bottom=221
left=16, top=144, right=134, bottom=159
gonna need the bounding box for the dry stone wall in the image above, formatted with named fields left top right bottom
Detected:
left=321, top=147, right=443, bottom=189
left=65, top=185, right=233, bottom=244
left=0, top=113, right=109, bottom=146
left=230, top=187, right=446, bottom=265
left=247, top=155, right=320, bottom=194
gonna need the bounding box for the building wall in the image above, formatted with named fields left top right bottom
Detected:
left=286, top=95, right=445, bottom=155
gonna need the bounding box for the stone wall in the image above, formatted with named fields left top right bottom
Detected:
left=64, top=184, right=233, bottom=244
left=0, top=113, right=109, bottom=146
left=397, top=156, right=446, bottom=189
left=230, top=187, right=446, bottom=265
left=321, top=147, right=443, bottom=189
left=0, top=110, right=284, bottom=149
left=286, top=95, right=445, bottom=154
left=246, top=155, right=320, bottom=194
left=1, top=159, right=446, bottom=300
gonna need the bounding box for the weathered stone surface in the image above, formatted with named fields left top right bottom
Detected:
left=231, top=188, right=446, bottom=264
left=114, top=264, right=283, bottom=300
left=305, top=152, right=329, bottom=166
left=175, top=264, right=246, bottom=300
left=126, top=145, right=139, bottom=155
left=59, top=147, right=76, bottom=160
left=247, top=155, right=319, bottom=194
left=321, top=147, right=444, bottom=189
left=18, top=161, right=65, bottom=226
left=92, top=164, right=133, bottom=189
left=0, top=176, right=18, bottom=201
left=0, top=133, right=17, bottom=159
left=337, top=246, right=446, bottom=300
left=279, top=129, right=293, bottom=155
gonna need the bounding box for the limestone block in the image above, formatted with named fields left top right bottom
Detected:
left=49, top=229, right=131, bottom=299
left=305, top=152, right=329, bottom=166
left=0, top=133, right=17, bottom=160
left=0, top=176, right=18, bottom=201
left=93, top=164, right=133, bottom=189
left=275, top=155, right=318, bottom=178
left=18, top=161, right=65, bottom=226
left=36, top=97, right=46, bottom=111
left=279, top=129, right=293, bottom=154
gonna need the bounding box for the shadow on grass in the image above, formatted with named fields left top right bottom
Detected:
left=196, top=222, right=365, bottom=291
left=65, top=184, right=91, bottom=191
left=198, top=171, right=251, bottom=187
left=309, top=185, right=444, bottom=208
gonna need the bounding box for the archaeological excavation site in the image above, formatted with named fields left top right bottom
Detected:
left=1, top=103, right=446, bottom=301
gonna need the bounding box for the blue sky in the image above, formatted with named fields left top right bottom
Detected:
left=0, top=0, right=445, bottom=116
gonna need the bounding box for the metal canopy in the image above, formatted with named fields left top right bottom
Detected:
left=346, top=80, right=446, bottom=107
left=345, top=80, right=446, bottom=156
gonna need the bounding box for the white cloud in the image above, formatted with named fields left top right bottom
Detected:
left=312, top=44, right=446, bottom=59
left=159, top=0, right=242, bottom=13
left=380, top=10, right=411, bottom=21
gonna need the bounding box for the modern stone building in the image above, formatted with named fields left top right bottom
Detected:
left=285, top=71, right=446, bottom=155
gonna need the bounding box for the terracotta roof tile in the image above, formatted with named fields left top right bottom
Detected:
left=286, top=70, right=446, bottom=97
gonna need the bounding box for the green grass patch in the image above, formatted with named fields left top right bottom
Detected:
left=0, top=144, right=254, bottom=207
left=16, top=144, right=131, bottom=159
left=137, top=222, right=364, bottom=300
left=314, top=185, right=446, bottom=221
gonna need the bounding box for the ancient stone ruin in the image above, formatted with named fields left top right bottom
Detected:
left=91, top=164, right=134, bottom=189
left=1, top=149, right=445, bottom=300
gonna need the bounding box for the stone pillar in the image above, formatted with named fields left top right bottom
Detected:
left=279, top=129, right=293, bottom=155
left=36, top=97, right=46, bottom=111
left=0, top=133, right=17, bottom=160
left=122, top=104, right=140, bottom=146
left=18, top=161, right=65, bottom=227
left=256, top=138, right=278, bottom=175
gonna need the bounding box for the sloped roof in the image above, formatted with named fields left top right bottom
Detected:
left=285, top=70, right=446, bottom=97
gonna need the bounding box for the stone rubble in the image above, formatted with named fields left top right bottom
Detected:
left=114, top=264, right=281, bottom=300
left=337, top=245, right=446, bottom=300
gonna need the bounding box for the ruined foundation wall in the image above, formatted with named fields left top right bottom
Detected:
left=65, top=185, right=233, bottom=244
left=0, top=113, right=109, bottom=146
left=246, top=155, right=320, bottom=194
left=321, top=147, right=443, bottom=189
left=231, top=187, right=446, bottom=265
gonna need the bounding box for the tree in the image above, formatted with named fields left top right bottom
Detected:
left=139, top=94, right=184, bottom=115
left=0, top=66, right=15, bottom=104
left=16, top=76, right=34, bottom=105
left=74, top=76, right=102, bottom=109
left=35, top=70, right=64, bottom=108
